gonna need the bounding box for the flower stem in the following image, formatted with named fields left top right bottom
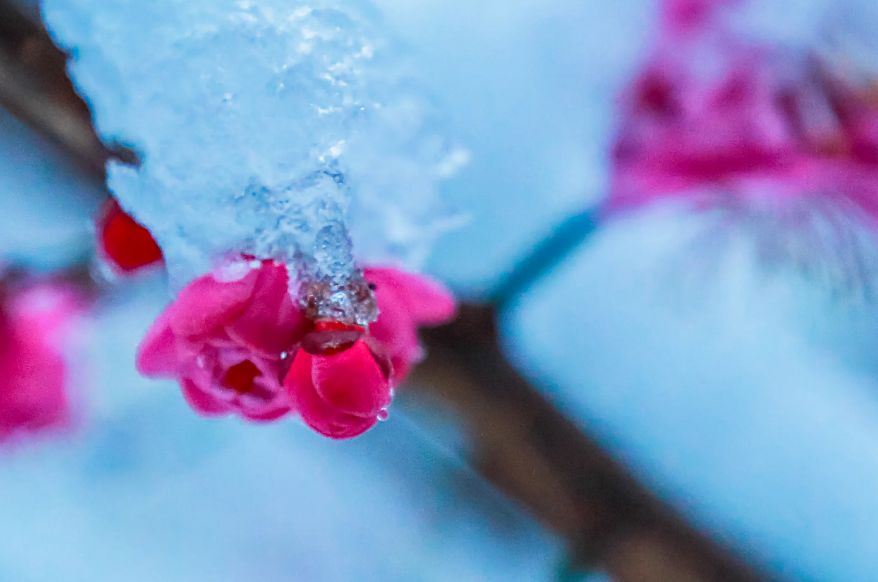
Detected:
left=490, top=206, right=603, bottom=311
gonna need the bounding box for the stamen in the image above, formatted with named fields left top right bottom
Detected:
left=221, top=360, right=263, bottom=394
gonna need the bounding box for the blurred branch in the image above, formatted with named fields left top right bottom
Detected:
left=409, top=304, right=777, bottom=582
left=491, top=209, right=601, bottom=309
left=0, top=0, right=133, bottom=176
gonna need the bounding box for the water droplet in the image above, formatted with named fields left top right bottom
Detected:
left=280, top=351, right=289, bottom=359
left=196, top=355, right=206, bottom=368
left=377, top=408, right=389, bottom=421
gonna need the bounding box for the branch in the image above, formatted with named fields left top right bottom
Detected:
left=0, top=0, right=133, bottom=176
left=408, top=304, right=778, bottom=582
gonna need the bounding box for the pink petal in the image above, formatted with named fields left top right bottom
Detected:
left=239, top=396, right=292, bottom=423
left=225, top=262, right=309, bottom=357
left=10, top=284, right=80, bottom=338
left=662, top=0, right=734, bottom=37
left=284, top=349, right=379, bottom=440
left=365, top=268, right=456, bottom=326
left=310, top=340, right=390, bottom=417
left=391, top=357, right=410, bottom=384
left=208, top=350, right=290, bottom=422
left=368, top=288, right=419, bottom=373
left=136, top=313, right=181, bottom=378
left=180, top=378, right=231, bottom=417
left=0, top=331, right=68, bottom=438
left=167, top=269, right=258, bottom=340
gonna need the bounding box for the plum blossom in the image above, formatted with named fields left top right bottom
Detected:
left=284, top=320, right=393, bottom=439
left=282, top=268, right=456, bottom=439
left=0, top=281, right=80, bottom=442
left=97, top=197, right=164, bottom=274
left=137, top=261, right=456, bottom=437
left=605, top=0, right=878, bottom=289
left=136, top=261, right=309, bottom=422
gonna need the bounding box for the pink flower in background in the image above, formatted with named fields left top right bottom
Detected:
left=137, top=260, right=456, bottom=438
left=603, top=0, right=878, bottom=291
left=0, top=282, right=80, bottom=442
left=136, top=260, right=310, bottom=422
left=607, top=0, right=878, bottom=219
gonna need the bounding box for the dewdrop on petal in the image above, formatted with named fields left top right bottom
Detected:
left=43, top=0, right=464, bottom=325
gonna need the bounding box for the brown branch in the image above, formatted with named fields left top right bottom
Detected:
left=408, top=304, right=780, bottom=582
left=0, top=0, right=133, bottom=176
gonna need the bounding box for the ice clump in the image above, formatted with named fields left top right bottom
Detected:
left=42, top=0, right=463, bottom=325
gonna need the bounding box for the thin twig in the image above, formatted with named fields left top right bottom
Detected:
left=491, top=209, right=602, bottom=310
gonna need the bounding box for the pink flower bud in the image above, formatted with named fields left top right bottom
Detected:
left=284, top=321, right=392, bottom=439
left=97, top=197, right=164, bottom=274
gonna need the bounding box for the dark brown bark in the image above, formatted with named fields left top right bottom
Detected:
left=408, top=305, right=778, bottom=582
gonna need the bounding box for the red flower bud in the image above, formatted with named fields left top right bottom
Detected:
left=97, top=197, right=163, bottom=274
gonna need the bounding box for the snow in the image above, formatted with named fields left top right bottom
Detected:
left=371, top=0, right=656, bottom=297
left=42, top=0, right=462, bottom=323
left=506, top=203, right=878, bottom=582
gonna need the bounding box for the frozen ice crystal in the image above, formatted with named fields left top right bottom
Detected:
left=42, top=0, right=463, bottom=325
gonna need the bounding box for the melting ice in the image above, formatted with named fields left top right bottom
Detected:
left=42, top=0, right=464, bottom=325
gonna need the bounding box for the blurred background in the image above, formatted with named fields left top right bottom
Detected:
left=3, top=0, right=878, bottom=581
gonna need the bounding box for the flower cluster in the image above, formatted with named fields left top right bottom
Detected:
left=135, top=261, right=455, bottom=439
left=97, top=194, right=456, bottom=439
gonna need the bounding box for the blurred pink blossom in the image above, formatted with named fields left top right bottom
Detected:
left=607, top=0, right=878, bottom=219
left=0, top=282, right=80, bottom=442
left=602, top=0, right=878, bottom=291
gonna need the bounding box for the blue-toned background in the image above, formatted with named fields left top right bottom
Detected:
left=3, top=0, right=878, bottom=581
